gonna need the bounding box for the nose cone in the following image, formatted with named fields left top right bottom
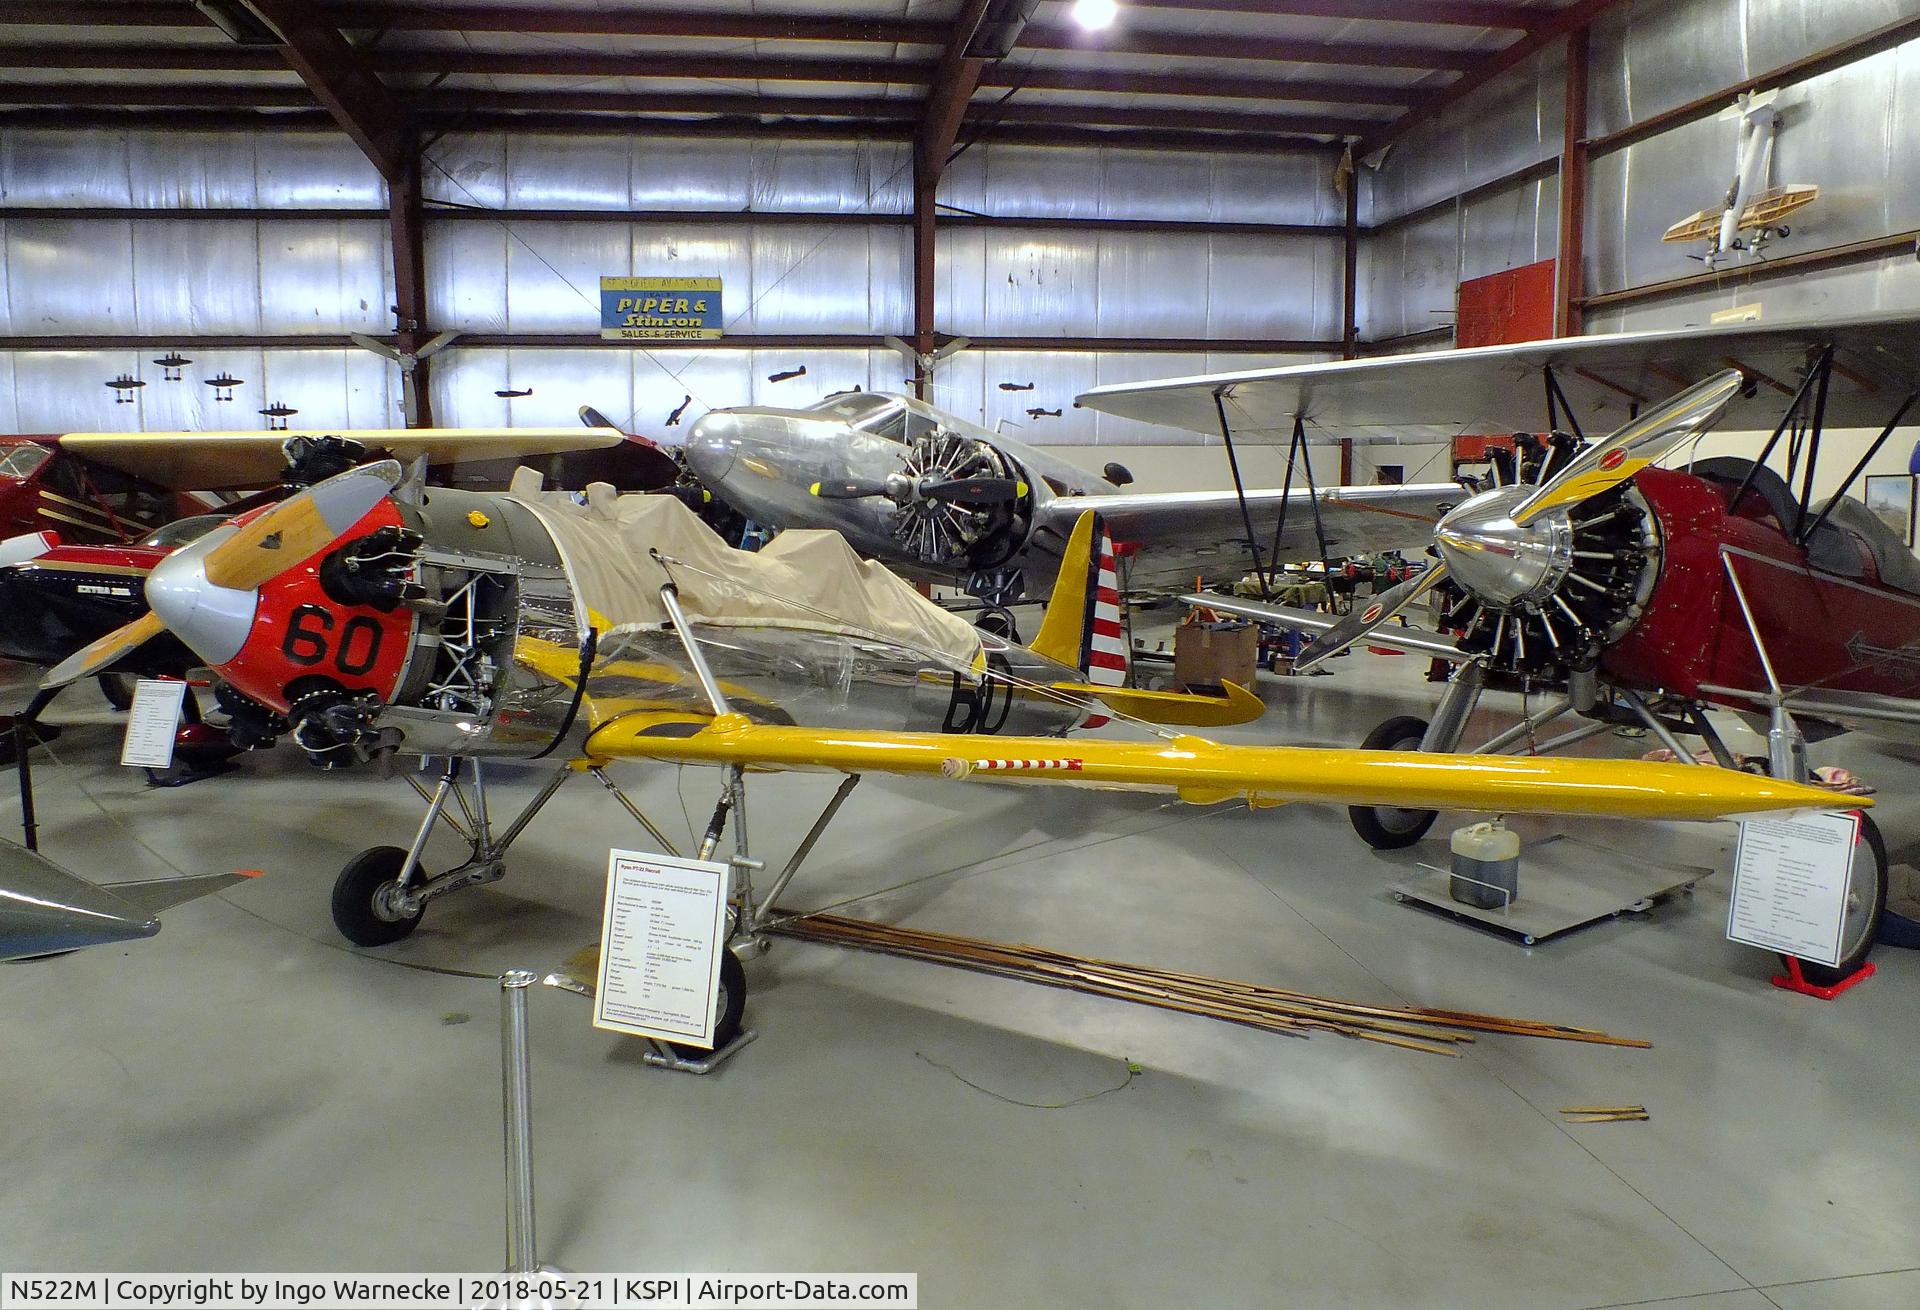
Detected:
left=686, top=410, right=740, bottom=483
left=0, top=843, right=160, bottom=961
left=1434, top=485, right=1570, bottom=609
left=145, top=524, right=259, bottom=667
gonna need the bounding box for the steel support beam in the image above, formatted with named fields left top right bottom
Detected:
left=1356, top=0, right=1628, bottom=158
left=1129, top=0, right=1539, bottom=27
left=1555, top=26, right=1590, bottom=338
left=913, top=0, right=997, bottom=398
left=1342, top=167, right=1360, bottom=358
left=235, top=4, right=412, bottom=178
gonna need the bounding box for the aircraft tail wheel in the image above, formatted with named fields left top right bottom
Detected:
left=1349, top=714, right=1439, bottom=850
left=98, top=674, right=138, bottom=711
left=667, top=949, right=747, bottom=1060
left=332, top=845, right=426, bottom=946
left=1782, top=813, right=1886, bottom=987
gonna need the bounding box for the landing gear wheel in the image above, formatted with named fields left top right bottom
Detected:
left=1349, top=715, right=1439, bottom=850
left=1781, top=813, right=1886, bottom=987
left=98, top=674, right=138, bottom=711
left=667, top=949, right=746, bottom=1060
left=332, top=845, right=425, bottom=947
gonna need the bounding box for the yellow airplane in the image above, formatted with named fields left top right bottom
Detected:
left=46, top=454, right=1845, bottom=1051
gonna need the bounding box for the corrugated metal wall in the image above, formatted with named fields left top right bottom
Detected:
left=1, top=125, right=1340, bottom=446
left=1364, top=0, right=1920, bottom=339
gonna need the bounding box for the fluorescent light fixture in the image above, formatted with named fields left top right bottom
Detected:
left=1072, top=0, right=1119, bottom=31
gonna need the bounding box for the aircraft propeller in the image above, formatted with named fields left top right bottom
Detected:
left=811, top=473, right=1028, bottom=506
left=1293, top=369, right=1744, bottom=672
left=41, top=461, right=404, bottom=690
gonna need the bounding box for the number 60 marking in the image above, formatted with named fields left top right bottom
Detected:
left=281, top=603, right=384, bottom=676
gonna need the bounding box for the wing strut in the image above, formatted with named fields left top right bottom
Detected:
left=1542, top=364, right=1587, bottom=445
left=1730, top=344, right=1833, bottom=516
left=1263, top=413, right=1333, bottom=594
left=1798, top=387, right=1920, bottom=545
left=1212, top=387, right=1274, bottom=600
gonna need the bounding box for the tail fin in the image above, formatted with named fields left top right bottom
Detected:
left=1032, top=512, right=1126, bottom=724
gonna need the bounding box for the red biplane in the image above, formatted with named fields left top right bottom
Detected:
left=1080, top=311, right=1920, bottom=982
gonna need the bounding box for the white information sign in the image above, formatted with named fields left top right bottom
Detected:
left=1727, top=810, right=1861, bottom=966
left=119, top=679, right=189, bottom=768
left=592, top=848, right=731, bottom=1047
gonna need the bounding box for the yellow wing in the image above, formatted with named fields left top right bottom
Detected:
left=581, top=714, right=1847, bottom=823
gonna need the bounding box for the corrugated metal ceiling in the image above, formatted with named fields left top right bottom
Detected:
left=0, top=1, right=1593, bottom=152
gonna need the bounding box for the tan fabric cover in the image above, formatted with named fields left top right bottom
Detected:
left=507, top=488, right=983, bottom=667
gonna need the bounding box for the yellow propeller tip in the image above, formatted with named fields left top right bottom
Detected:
left=808, top=482, right=822, bottom=496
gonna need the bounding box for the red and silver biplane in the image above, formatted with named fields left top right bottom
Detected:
left=1080, top=311, right=1920, bottom=983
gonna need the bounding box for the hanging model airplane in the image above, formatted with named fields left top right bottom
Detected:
left=1079, top=310, right=1920, bottom=985
left=682, top=389, right=1459, bottom=617
left=1660, top=89, right=1818, bottom=270
left=39, top=459, right=1841, bottom=1050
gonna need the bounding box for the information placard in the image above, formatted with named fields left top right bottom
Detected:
left=592, top=848, right=731, bottom=1047
left=119, top=679, right=188, bottom=768
left=1727, top=810, right=1861, bottom=966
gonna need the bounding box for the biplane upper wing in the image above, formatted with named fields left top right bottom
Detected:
left=1074, top=309, right=1920, bottom=446
left=582, top=713, right=1844, bottom=822
left=59, top=426, right=628, bottom=491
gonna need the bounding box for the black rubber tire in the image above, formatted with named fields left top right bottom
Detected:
left=98, top=674, right=138, bottom=711
left=1349, top=714, right=1439, bottom=850
left=668, top=949, right=747, bottom=1060
left=331, top=845, right=425, bottom=947
left=1782, top=813, right=1886, bottom=987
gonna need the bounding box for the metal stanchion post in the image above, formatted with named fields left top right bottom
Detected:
left=499, top=969, right=542, bottom=1274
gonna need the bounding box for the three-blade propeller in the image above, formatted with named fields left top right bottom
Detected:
left=811, top=475, right=1027, bottom=506
left=1292, top=369, right=1743, bottom=672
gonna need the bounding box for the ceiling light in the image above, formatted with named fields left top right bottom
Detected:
left=1072, top=0, right=1119, bottom=31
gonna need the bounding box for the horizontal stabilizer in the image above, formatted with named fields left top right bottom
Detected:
left=2, top=840, right=160, bottom=961
left=1051, top=678, right=1265, bottom=727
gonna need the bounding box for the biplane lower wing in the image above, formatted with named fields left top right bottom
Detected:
left=582, top=713, right=1844, bottom=821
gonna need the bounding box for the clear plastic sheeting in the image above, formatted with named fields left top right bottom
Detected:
left=939, top=143, right=1341, bottom=226
left=0, top=128, right=388, bottom=210
left=1460, top=175, right=1558, bottom=285
left=424, top=219, right=910, bottom=335
left=1, top=348, right=399, bottom=433
left=2, top=216, right=390, bottom=336
left=422, top=132, right=914, bottom=216
left=937, top=226, right=1338, bottom=341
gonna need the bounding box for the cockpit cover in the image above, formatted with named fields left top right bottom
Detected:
left=508, top=487, right=984, bottom=668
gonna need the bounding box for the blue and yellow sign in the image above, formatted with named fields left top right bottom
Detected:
left=600, top=276, right=724, bottom=340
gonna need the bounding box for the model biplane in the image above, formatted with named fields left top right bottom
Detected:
left=41, top=457, right=1839, bottom=1049
left=1079, top=310, right=1920, bottom=983
left=1659, top=89, right=1818, bottom=270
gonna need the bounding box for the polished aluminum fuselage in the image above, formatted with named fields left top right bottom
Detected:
left=685, top=393, right=1110, bottom=585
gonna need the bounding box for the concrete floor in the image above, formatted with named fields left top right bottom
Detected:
left=3, top=650, right=1918, bottom=1309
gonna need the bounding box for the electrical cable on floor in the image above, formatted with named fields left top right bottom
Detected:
left=914, top=1051, right=1139, bottom=1110
left=19, top=730, right=510, bottom=984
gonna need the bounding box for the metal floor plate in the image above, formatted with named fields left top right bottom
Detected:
left=1387, top=835, right=1715, bottom=946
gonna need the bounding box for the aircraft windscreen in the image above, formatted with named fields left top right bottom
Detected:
left=138, top=514, right=228, bottom=548
left=0, top=444, right=51, bottom=480
left=807, top=392, right=907, bottom=435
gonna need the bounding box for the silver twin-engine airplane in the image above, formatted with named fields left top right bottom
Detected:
left=682, top=390, right=1458, bottom=609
